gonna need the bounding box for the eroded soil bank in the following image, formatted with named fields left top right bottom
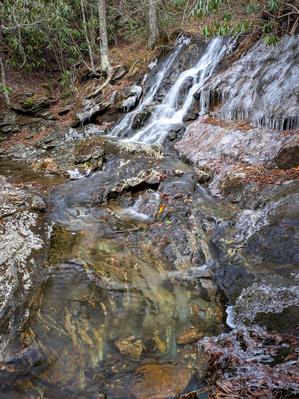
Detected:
left=0, top=34, right=298, bottom=398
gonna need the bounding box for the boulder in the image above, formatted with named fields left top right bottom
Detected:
left=234, top=283, right=299, bottom=333
left=176, top=118, right=299, bottom=169
left=0, top=177, right=45, bottom=354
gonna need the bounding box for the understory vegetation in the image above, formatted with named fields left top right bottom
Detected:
left=0, top=0, right=298, bottom=100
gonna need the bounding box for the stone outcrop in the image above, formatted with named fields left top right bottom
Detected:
left=0, top=176, right=46, bottom=355
left=176, top=117, right=299, bottom=171
left=201, top=34, right=299, bottom=130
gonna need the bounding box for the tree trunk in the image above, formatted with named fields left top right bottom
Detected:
left=148, top=0, right=159, bottom=49
left=0, top=54, right=10, bottom=107
left=81, top=0, right=95, bottom=73
left=97, top=0, right=112, bottom=74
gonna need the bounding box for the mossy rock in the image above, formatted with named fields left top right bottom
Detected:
left=11, top=92, right=51, bottom=115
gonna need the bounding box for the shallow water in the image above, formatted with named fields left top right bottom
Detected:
left=0, top=159, right=65, bottom=186
left=0, top=36, right=237, bottom=397
left=12, top=198, right=224, bottom=398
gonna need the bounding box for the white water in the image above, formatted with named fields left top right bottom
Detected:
left=111, top=37, right=231, bottom=144
left=118, top=192, right=160, bottom=222
left=111, top=36, right=191, bottom=139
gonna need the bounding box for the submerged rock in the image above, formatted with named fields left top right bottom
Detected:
left=114, top=336, right=144, bottom=360
left=129, top=364, right=191, bottom=399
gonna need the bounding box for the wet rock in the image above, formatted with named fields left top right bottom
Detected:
left=166, top=124, right=185, bottom=142
left=176, top=327, right=204, bottom=345
left=212, top=263, right=256, bottom=303
left=236, top=192, right=299, bottom=265
left=71, top=98, right=101, bottom=127
left=272, top=141, right=299, bottom=169
left=202, top=34, right=299, bottom=130
left=101, top=85, right=143, bottom=117
left=32, top=158, right=60, bottom=175
left=129, top=364, right=191, bottom=399
left=147, top=39, right=206, bottom=102
left=131, top=105, right=153, bottom=129
left=30, top=195, right=47, bottom=211
left=200, top=326, right=299, bottom=398
left=122, top=84, right=143, bottom=112
left=183, top=100, right=199, bottom=122
left=176, top=118, right=299, bottom=169
left=74, top=136, right=105, bottom=169
left=125, top=190, right=161, bottom=220
left=209, top=166, right=248, bottom=200
left=0, top=177, right=44, bottom=353
left=105, top=140, right=164, bottom=159
left=159, top=176, right=195, bottom=198
left=76, top=124, right=105, bottom=138
left=114, top=336, right=143, bottom=360
left=193, top=169, right=212, bottom=184
left=234, top=283, right=299, bottom=333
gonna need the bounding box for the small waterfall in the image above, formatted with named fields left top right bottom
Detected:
left=111, top=37, right=231, bottom=144
left=110, top=36, right=191, bottom=139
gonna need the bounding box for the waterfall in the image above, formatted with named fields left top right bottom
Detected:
left=110, top=37, right=231, bottom=144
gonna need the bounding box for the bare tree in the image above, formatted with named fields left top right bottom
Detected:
left=0, top=53, right=10, bottom=107
left=81, top=0, right=95, bottom=73
left=148, top=0, right=159, bottom=49
left=97, top=0, right=112, bottom=74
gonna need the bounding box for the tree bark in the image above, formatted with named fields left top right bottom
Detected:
left=148, top=0, right=159, bottom=49
left=81, top=0, right=95, bottom=73
left=97, top=0, right=112, bottom=74
left=0, top=54, right=10, bottom=107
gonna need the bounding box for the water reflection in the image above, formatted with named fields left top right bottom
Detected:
left=21, top=205, right=225, bottom=396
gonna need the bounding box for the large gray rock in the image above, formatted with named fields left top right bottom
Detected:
left=201, top=34, right=299, bottom=130
left=0, top=177, right=45, bottom=355
left=176, top=118, right=299, bottom=169
left=234, top=283, right=299, bottom=333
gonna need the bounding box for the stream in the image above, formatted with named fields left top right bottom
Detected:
left=0, top=151, right=232, bottom=398
left=1, top=35, right=298, bottom=399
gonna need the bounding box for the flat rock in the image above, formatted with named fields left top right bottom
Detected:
left=176, top=327, right=204, bottom=345
left=176, top=118, right=299, bottom=169
left=130, top=364, right=191, bottom=399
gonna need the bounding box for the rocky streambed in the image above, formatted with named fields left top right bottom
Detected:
left=0, top=34, right=298, bottom=399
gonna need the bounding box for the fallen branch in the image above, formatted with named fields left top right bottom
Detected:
left=86, top=71, right=113, bottom=99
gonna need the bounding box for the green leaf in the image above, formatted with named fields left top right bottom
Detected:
left=263, top=34, right=280, bottom=46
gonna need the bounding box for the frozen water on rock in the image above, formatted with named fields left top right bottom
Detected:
left=203, top=34, right=299, bottom=130
left=67, top=168, right=91, bottom=180
left=226, top=305, right=237, bottom=329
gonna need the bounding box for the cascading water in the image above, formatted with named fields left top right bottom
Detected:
left=110, top=36, right=191, bottom=138
left=110, top=37, right=231, bottom=144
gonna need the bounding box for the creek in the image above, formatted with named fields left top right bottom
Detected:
left=0, top=35, right=298, bottom=399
